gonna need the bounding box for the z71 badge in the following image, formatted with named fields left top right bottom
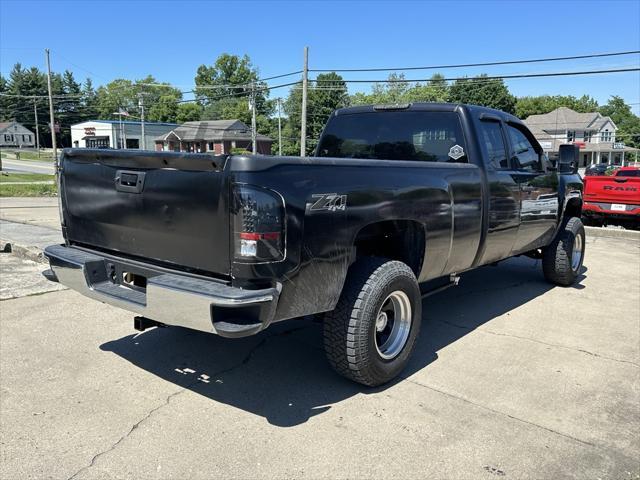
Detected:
left=309, top=193, right=347, bottom=212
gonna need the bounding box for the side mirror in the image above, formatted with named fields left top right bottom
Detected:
left=558, top=144, right=579, bottom=174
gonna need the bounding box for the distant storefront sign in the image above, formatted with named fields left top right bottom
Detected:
left=539, top=141, right=553, bottom=149
left=613, top=142, right=625, bottom=149
left=84, top=127, right=96, bottom=136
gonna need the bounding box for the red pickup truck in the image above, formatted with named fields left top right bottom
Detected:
left=582, top=167, right=640, bottom=229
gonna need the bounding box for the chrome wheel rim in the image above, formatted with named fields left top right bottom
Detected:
left=374, top=290, right=412, bottom=360
left=571, top=233, right=583, bottom=272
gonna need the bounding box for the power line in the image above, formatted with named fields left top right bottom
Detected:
left=312, top=67, right=640, bottom=84
left=309, top=50, right=640, bottom=73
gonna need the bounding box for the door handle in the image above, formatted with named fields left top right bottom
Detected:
left=115, top=170, right=146, bottom=193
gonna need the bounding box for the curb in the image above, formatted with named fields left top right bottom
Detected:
left=585, top=226, right=640, bottom=240
left=0, top=240, right=47, bottom=264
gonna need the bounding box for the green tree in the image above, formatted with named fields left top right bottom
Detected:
left=405, top=73, right=449, bottom=102
left=176, top=102, right=203, bottom=123
left=95, top=75, right=183, bottom=122
left=81, top=78, right=98, bottom=120
left=283, top=72, right=349, bottom=156
left=599, top=96, right=640, bottom=148
left=194, top=54, right=265, bottom=106
left=147, top=93, right=180, bottom=122
left=196, top=54, right=274, bottom=147
left=0, top=75, right=9, bottom=121
left=350, top=73, right=411, bottom=105
left=515, top=94, right=599, bottom=119
left=57, top=70, right=83, bottom=145
left=3, top=63, right=63, bottom=146
left=448, top=75, right=516, bottom=114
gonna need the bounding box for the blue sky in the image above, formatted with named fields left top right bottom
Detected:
left=1, top=0, right=639, bottom=112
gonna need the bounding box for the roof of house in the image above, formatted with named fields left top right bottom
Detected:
left=0, top=121, right=35, bottom=134
left=155, top=120, right=273, bottom=142
left=524, top=107, right=615, bottom=132
left=72, top=120, right=178, bottom=127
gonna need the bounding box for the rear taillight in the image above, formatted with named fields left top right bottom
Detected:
left=231, top=184, right=285, bottom=262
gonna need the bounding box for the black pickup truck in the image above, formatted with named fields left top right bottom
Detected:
left=44, top=103, right=585, bottom=386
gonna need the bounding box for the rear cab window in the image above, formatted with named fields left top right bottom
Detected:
left=615, top=169, right=640, bottom=177
left=317, top=111, right=468, bottom=163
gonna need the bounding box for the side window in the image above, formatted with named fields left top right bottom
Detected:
left=479, top=121, right=508, bottom=169
left=507, top=125, right=541, bottom=172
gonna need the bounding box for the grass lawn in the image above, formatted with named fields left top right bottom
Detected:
left=0, top=173, right=54, bottom=183
left=0, top=150, right=55, bottom=162
left=0, top=172, right=56, bottom=196
left=0, top=183, right=57, bottom=197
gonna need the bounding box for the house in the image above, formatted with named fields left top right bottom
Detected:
left=155, top=120, right=273, bottom=155
left=524, top=107, right=638, bottom=167
left=71, top=120, right=178, bottom=150
left=0, top=121, right=36, bottom=148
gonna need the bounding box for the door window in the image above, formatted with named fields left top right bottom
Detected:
left=507, top=125, right=541, bottom=172
left=479, top=121, right=508, bottom=169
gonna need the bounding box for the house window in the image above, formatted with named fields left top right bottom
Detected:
left=567, top=131, right=576, bottom=142
left=126, top=138, right=139, bottom=149
left=23, top=134, right=31, bottom=142
left=4, top=134, right=13, bottom=142
left=208, top=142, right=214, bottom=151
left=601, top=129, right=612, bottom=142
left=583, top=131, right=592, bottom=142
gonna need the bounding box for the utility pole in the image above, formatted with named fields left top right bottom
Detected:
left=277, top=97, right=282, bottom=156
left=138, top=94, right=146, bottom=150
left=119, top=113, right=123, bottom=148
left=33, top=98, right=40, bottom=158
left=250, top=82, right=257, bottom=154
left=45, top=48, right=58, bottom=167
left=300, top=46, right=309, bottom=157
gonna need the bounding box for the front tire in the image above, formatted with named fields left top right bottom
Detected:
left=542, top=217, right=586, bottom=286
left=323, top=257, right=422, bottom=386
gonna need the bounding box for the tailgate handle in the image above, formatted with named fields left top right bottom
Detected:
left=115, top=170, right=146, bottom=193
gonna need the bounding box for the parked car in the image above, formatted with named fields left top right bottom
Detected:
left=582, top=166, right=640, bottom=229
left=43, top=103, right=585, bottom=386
left=584, top=163, right=611, bottom=176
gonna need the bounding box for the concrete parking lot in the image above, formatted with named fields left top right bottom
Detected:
left=0, top=202, right=638, bottom=479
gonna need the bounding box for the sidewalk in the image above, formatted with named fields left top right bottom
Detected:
left=0, top=197, right=61, bottom=230
left=0, top=220, right=63, bottom=262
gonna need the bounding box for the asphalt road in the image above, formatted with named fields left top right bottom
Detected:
left=1, top=158, right=56, bottom=174
left=1, top=233, right=638, bottom=479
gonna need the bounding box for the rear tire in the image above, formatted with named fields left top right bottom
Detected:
left=323, top=257, right=421, bottom=387
left=542, top=217, right=585, bottom=286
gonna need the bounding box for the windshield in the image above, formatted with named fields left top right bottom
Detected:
left=317, top=111, right=467, bottom=163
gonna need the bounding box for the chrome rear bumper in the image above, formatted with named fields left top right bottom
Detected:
left=43, top=245, right=280, bottom=338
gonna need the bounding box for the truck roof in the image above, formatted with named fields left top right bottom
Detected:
left=333, top=102, right=523, bottom=124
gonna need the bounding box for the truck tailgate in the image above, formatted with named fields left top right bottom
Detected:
left=584, top=175, right=640, bottom=205
left=60, top=150, right=230, bottom=276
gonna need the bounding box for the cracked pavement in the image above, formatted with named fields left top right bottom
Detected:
left=1, top=235, right=638, bottom=479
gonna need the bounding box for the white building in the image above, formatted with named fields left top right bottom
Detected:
left=524, top=107, right=638, bottom=167
left=71, top=120, right=177, bottom=150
